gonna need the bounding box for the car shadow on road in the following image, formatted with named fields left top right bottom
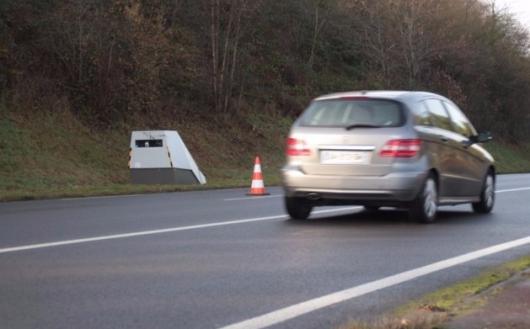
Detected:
left=284, top=208, right=487, bottom=227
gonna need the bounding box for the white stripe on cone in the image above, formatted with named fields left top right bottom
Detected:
left=248, top=156, right=268, bottom=195
left=251, top=180, right=264, bottom=188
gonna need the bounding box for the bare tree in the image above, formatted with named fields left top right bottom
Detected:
left=209, top=0, right=256, bottom=114
left=308, top=0, right=328, bottom=68
left=350, top=0, right=397, bottom=85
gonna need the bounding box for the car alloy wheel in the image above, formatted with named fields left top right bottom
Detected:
left=423, top=178, right=437, bottom=220
left=410, top=175, right=438, bottom=223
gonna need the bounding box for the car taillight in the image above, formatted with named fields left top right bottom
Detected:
left=380, top=139, right=422, bottom=158
left=286, top=137, right=311, bottom=156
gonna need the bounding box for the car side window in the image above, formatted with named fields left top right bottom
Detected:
left=414, top=102, right=433, bottom=126
left=443, top=101, right=476, bottom=138
left=423, top=99, right=453, bottom=131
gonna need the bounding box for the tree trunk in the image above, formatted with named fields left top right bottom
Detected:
left=219, top=0, right=236, bottom=114
left=210, top=0, right=220, bottom=111
left=224, top=2, right=243, bottom=113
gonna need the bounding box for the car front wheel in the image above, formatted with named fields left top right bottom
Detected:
left=472, top=172, right=495, bottom=214
left=285, top=197, right=312, bottom=220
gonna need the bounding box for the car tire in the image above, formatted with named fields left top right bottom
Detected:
left=364, top=206, right=380, bottom=212
left=285, top=197, right=312, bottom=220
left=472, top=171, right=495, bottom=214
left=409, top=174, right=438, bottom=223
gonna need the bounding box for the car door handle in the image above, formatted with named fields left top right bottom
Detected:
left=438, top=136, right=448, bottom=142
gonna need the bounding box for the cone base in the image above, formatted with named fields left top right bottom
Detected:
left=246, top=192, right=271, bottom=196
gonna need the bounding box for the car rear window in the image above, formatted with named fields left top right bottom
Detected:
left=300, top=98, right=404, bottom=127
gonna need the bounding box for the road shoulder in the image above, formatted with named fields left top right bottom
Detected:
left=445, top=268, right=530, bottom=329
left=340, top=255, right=530, bottom=329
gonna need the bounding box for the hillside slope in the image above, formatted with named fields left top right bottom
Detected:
left=0, top=104, right=291, bottom=200
left=1, top=104, right=529, bottom=201
left=1, top=0, right=530, bottom=200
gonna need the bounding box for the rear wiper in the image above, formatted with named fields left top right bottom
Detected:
left=345, top=124, right=382, bottom=130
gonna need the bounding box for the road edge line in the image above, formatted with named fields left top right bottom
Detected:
left=0, top=207, right=360, bottom=254
left=220, top=236, right=530, bottom=329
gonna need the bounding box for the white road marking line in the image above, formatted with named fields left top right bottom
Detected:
left=59, top=194, right=143, bottom=201
left=0, top=207, right=361, bottom=254
left=220, top=236, right=530, bottom=329
left=496, top=187, right=530, bottom=193
left=224, top=195, right=282, bottom=201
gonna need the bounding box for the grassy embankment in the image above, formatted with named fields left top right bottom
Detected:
left=1, top=104, right=530, bottom=201
left=342, top=255, right=530, bottom=329
left=0, top=103, right=291, bottom=201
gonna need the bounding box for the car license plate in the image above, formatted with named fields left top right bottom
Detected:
left=320, top=150, right=371, bottom=165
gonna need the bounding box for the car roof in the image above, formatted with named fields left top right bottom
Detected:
left=314, top=90, right=444, bottom=102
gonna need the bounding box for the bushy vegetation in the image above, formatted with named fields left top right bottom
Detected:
left=0, top=0, right=529, bottom=198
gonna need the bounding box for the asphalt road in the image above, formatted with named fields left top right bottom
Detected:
left=1, top=174, right=530, bottom=329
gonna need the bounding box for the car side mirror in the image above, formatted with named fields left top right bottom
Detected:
left=470, top=131, right=493, bottom=144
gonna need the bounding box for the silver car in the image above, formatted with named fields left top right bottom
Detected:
left=282, top=91, right=495, bottom=222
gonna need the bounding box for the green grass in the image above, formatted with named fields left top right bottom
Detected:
left=395, top=255, right=530, bottom=317
left=485, top=142, right=530, bottom=173
left=0, top=101, right=529, bottom=201
left=0, top=104, right=290, bottom=201
left=341, top=255, right=530, bottom=329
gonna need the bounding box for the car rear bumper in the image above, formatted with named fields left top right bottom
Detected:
left=281, top=166, right=428, bottom=204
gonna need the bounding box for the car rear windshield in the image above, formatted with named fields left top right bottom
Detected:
left=299, top=98, right=405, bottom=127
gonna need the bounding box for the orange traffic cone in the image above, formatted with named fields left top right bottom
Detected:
left=247, top=156, right=270, bottom=196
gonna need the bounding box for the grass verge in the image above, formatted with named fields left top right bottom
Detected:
left=341, top=255, right=530, bottom=329
left=0, top=104, right=288, bottom=201
left=484, top=142, right=530, bottom=174
left=1, top=101, right=530, bottom=201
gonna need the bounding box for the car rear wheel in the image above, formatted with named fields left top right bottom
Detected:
left=472, top=172, right=495, bottom=214
left=285, top=197, right=312, bottom=220
left=409, top=175, right=438, bottom=223
left=364, top=206, right=380, bottom=212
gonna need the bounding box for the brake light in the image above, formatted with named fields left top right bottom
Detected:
left=380, top=139, right=422, bottom=158
left=286, top=138, right=311, bottom=156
